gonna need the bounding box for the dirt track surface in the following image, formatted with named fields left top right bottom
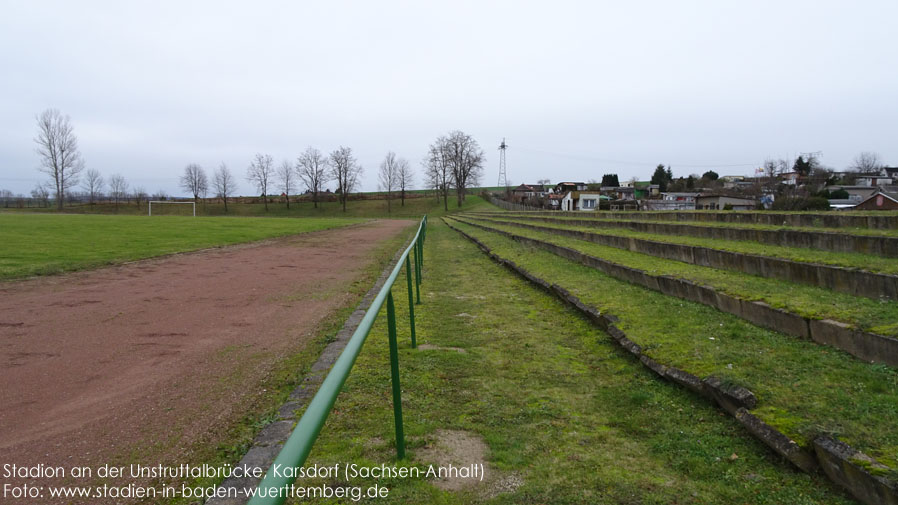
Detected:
left=0, top=219, right=412, bottom=477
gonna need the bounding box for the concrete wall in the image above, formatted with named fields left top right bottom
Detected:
left=490, top=214, right=898, bottom=258
left=472, top=216, right=898, bottom=300
left=472, top=209, right=898, bottom=230
left=444, top=217, right=897, bottom=505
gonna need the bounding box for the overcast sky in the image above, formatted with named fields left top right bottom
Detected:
left=1, top=0, right=896, bottom=197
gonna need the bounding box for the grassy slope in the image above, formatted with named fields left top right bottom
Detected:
left=456, top=216, right=898, bottom=337
left=295, top=220, right=854, bottom=504
left=470, top=215, right=898, bottom=276
left=487, top=213, right=898, bottom=238
left=447, top=219, right=898, bottom=473
left=0, top=214, right=365, bottom=280
left=14, top=195, right=490, bottom=219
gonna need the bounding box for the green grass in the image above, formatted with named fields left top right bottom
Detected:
left=289, top=220, right=856, bottom=504
left=470, top=214, right=898, bottom=276
left=0, top=214, right=366, bottom=280
left=455, top=216, right=898, bottom=337
left=9, top=194, right=490, bottom=219
left=447, top=219, right=898, bottom=474
left=482, top=212, right=898, bottom=238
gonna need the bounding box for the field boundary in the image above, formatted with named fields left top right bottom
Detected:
left=468, top=213, right=898, bottom=257
left=467, top=214, right=898, bottom=300
left=449, top=216, right=898, bottom=367
left=443, top=217, right=898, bottom=505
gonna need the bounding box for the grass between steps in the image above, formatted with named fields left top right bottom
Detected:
left=289, top=220, right=856, bottom=504
left=456, top=216, right=898, bottom=337
left=447, top=218, right=898, bottom=476
left=478, top=213, right=898, bottom=238
left=469, top=214, right=898, bottom=276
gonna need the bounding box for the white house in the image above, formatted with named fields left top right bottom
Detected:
left=560, top=191, right=605, bottom=211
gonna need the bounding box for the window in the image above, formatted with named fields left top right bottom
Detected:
left=582, top=199, right=596, bottom=209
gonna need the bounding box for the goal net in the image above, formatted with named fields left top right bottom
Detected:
left=148, top=201, right=196, bottom=216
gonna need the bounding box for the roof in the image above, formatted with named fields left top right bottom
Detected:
left=856, top=190, right=898, bottom=207
left=696, top=193, right=757, bottom=202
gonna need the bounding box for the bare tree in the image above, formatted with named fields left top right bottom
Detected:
left=31, top=183, right=51, bottom=208
left=329, top=146, right=362, bottom=212
left=109, top=174, right=128, bottom=210
left=152, top=189, right=168, bottom=200
left=213, top=163, right=237, bottom=213
left=247, top=153, right=274, bottom=211
left=133, top=187, right=147, bottom=207
left=34, top=109, right=85, bottom=210
left=277, top=159, right=295, bottom=209
left=851, top=152, right=883, bottom=174
left=81, top=168, right=104, bottom=205
left=180, top=163, right=208, bottom=203
left=0, top=189, right=13, bottom=208
left=379, top=152, right=400, bottom=213
left=423, top=138, right=452, bottom=211
left=442, top=130, right=484, bottom=207
left=397, top=157, right=413, bottom=207
left=296, top=147, right=330, bottom=209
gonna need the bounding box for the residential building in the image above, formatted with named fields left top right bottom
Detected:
left=852, top=190, right=898, bottom=211
left=560, top=191, right=607, bottom=211
left=510, top=184, right=547, bottom=201
left=694, top=194, right=757, bottom=210
left=554, top=182, right=587, bottom=194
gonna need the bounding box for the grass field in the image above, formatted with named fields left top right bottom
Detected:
left=447, top=218, right=898, bottom=475
left=0, top=214, right=366, bottom=280
left=292, top=220, right=854, bottom=504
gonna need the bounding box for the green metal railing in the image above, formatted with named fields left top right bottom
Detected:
left=246, top=215, right=426, bottom=505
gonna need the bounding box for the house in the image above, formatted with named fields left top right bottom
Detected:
left=554, top=182, right=587, bottom=194
left=643, top=192, right=699, bottom=211
left=511, top=184, right=547, bottom=201
left=824, top=185, right=880, bottom=204
left=694, top=194, right=757, bottom=210
left=546, top=193, right=564, bottom=209
left=855, top=175, right=894, bottom=187
left=602, top=186, right=635, bottom=201
left=780, top=172, right=800, bottom=186
left=661, top=192, right=699, bottom=202
left=852, top=190, right=898, bottom=211
left=642, top=199, right=696, bottom=210
left=560, top=191, right=607, bottom=211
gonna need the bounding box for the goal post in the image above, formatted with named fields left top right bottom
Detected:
left=148, top=201, right=196, bottom=217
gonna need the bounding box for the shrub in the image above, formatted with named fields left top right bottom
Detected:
left=771, top=196, right=831, bottom=211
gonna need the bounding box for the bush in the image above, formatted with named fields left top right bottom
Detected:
left=771, top=196, right=831, bottom=211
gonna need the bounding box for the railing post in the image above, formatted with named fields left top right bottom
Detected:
left=386, top=291, right=405, bottom=459
left=414, top=244, right=421, bottom=305
left=405, top=255, right=417, bottom=348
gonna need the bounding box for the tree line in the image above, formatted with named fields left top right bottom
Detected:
left=30, top=108, right=484, bottom=213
